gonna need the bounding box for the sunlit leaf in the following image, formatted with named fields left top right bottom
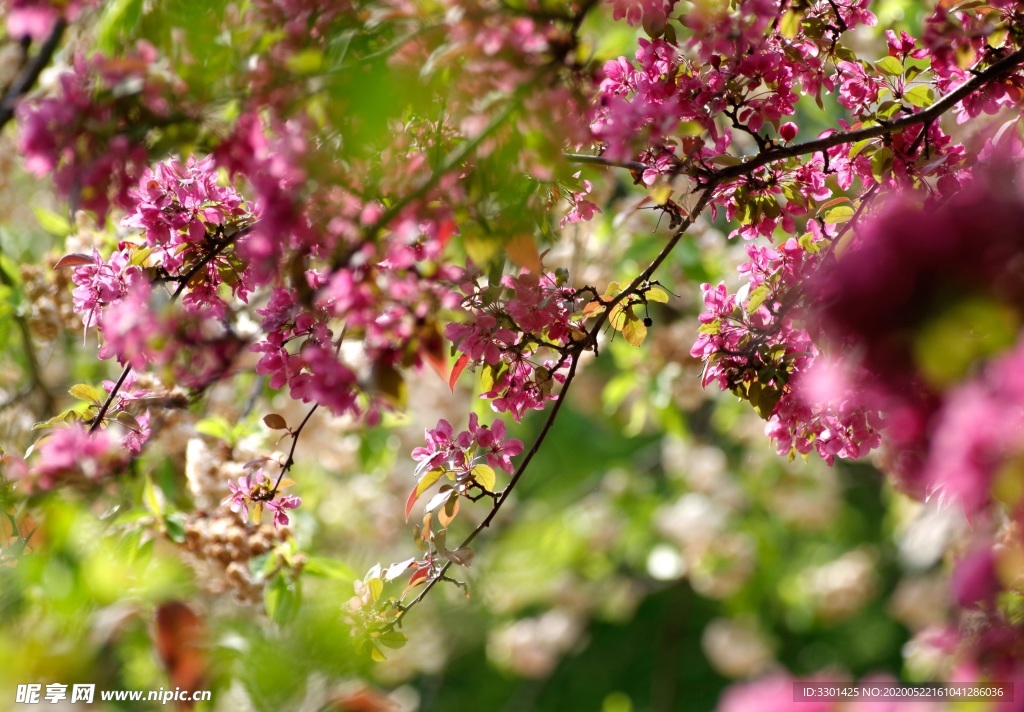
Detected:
left=384, top=558, right=417, bottom=582
left=449, top=353, right=470, bottom=392
left=621, top=311, right=647, bottom=346
left=471, top=464, right=496, bottom=492
left=903, top=85, right=935, bottom=108
left=646, top=286, right=670, bottom=303
left=69, top=384, right=104, bottom=405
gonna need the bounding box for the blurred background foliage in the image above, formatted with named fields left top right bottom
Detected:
left=0, top=0, right=964, bottom=710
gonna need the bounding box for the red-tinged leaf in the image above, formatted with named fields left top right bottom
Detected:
left=402, top=566, right=431, bottom=599
left=328, top=685, right=399, bottom=712
left=384, top=557, right=417, bottom=582
left=405, top=468, right=446, bottom=520
left=263, top=413, right=288, bottom=430
left=154, top=602, right=207, bottom=695
left=53, top=253, right=94, bottom=270
left=581, top=300, right=605, bottom=318
left=506, top=233, right=541, bottom=273
left=818, top=197, right=852, bottom=212
left=449, top=353, right=471, bottom=392
left=420, top=323, right=448, bottom=381
left=445, top=546, right=475, bottom=567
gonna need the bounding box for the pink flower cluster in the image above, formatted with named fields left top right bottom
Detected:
left=224, top=470, right=302, bottom=529
left=692, top=237, right=884, bottom=465
left=17, top=42, right=182, bottom=220
left=413, top=413, right=523, bottom=478
left=66, top=156, right=253, bottom=381
left=446, top=271, right=581, bottom=421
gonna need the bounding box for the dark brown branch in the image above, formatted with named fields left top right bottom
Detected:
left=713, top=46, right=1024, bottom=183
left=0, top=19, right=67, bottom=130
left=272, top=404, right=318, bottom=494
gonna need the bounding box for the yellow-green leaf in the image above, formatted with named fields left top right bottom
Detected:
left=32, top=206, right=70, bottom=236
left=471, top=464, right=496, bottom=492
left=874, top=56, right=904, bottom=76
left=823, top=206, right=855, bottom=224
left=69, top=383, right=104, bottom=405
left=903, top=85, right=935, bottom=108
left=646, top=286, right=670, bottom=303
left=621, top=312, right=647, bottom=346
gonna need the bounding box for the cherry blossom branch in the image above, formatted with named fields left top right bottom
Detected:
left=395, top=352, right=582, bottom=622
left=0, top=19, right=66, bottom=130
left=89, top=224, right=253, bottom=432
left=713, top=45, right=1024, bottom=183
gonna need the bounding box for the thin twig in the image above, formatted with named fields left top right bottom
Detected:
left=396, top=353, right=582, bottom=621
left=272, top=404, right=318, bottom=494
left=89, top=224, right=253, bottom=432
left=712, top=46, right=1024, bottom=183
left=565, top=153, right=649, bottom=173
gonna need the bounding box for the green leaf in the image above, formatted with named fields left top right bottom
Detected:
left=874, top=56, right=904, bottom=76
left=195, top=416, right=234, bottom=443
left=870, top=147, right=894, bottom=183
left=609, top=303, right=627, bottom=332
left=115, top=410, right=141, bottom=431
left=798, top=233, right=822, bottom=255
left=32, top=206, right=70, bottom=236
left=471, top=464, right=496, bottom=492
left=367, top=577, right=384, bottom=603
left=746, top=284, right=771, bottom=314
left=823, top=206, right=855, bottom=224
left=646, top=286, right=670, bottom=303
left=264, top=575, right=300, bottom=624
left=378, top=630, right=408, bottom=650
left=698, top=320, right=721, bottom=335
left=903, top=85, right=935, bottom=108
left=303, top=556, right=357, bottom=581
left=779, top=9, right=802, bottom=38
left=128, top=246, right=153, bottom=267
left=163, top=513, right=186, bottom=543
left=69, top=384, right=104, bottom=405
left=142, top=473, right=164, bottom=518
left=285, top=48, right=324, bottom=74
left=848, top=138, right=875, bottom=159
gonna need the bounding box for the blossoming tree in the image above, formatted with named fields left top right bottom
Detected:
left=2, top=0, right=1024, bottom=709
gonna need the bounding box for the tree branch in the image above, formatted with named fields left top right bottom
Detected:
left=89, top=224, right=253, bottom=432
left=713, top=45, right=1024, bottom=183
left=0, top=19, right=67, bottom=130
left=396, top=352, right=582, bottom=621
